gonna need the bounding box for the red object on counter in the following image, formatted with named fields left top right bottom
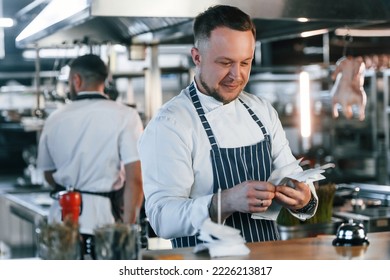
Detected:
left=59, top=191, right=82, bottom=223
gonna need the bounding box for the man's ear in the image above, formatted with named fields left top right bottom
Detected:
left=72, top=73, right=82, bottom=90
left=191, top=47, right=201, bottom=66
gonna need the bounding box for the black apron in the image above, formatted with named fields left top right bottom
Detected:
left=171, top=83, right=280, bottom=248
left=51, top=93, right=124, bottom=223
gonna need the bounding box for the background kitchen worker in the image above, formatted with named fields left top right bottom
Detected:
left=37, top=54, right=144, bottom=257
left=138, top=5, right=318, bottom=248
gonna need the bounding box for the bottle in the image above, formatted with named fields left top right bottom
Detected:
left=58, top=188, right=84, bottom=259
left=59, top=189, right=82, bottom=223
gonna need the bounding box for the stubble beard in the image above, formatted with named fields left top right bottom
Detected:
left=198, top=74, right=230, bottom=104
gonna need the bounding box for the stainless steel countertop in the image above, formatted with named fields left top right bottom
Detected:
left=0, top=175, right=50, bottom=194
left=3, top=192, right=52, bottom=218
left=1, top=175, right=51, bottom=222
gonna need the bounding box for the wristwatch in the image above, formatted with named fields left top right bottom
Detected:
left=295, top=195, right=317, bottom=213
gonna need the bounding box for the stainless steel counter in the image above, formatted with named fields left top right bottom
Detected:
left=3, top=192, right=51, bottom=219
left=0, top=180, right=52, bottom=259
left=0, top=175, right=49, bottom=194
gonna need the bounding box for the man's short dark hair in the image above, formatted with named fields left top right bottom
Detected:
left=69, top=54, right=108, bottom=83
left=193, top=5, right=256, bottom=46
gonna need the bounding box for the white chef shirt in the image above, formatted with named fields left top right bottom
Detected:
left=37, top=92, right=143, bottom=234
left=138, top=83, right=317, bottom=240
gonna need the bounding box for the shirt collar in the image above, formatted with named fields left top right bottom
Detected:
left=192, top=81, right=226, bottom=113
left=192, top=80, right=243, bottom=113
left=78, top=91, right=104, bottom=96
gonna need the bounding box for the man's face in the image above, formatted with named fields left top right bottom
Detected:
left=192, top=27, right=255, bottom=104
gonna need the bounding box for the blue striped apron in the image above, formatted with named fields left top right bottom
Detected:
left=171, top=83, right=280, bottom=248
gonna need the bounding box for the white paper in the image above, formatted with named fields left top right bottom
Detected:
left=251, top=159, right=334, bottom=221
left=193, top=218, right=250, bottom=258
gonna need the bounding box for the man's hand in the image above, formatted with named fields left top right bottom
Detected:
left=209, top=180, right=276, bottom=223
left=274, top=179, right=311, bottom=211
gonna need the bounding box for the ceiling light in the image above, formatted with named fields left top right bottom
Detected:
left=0, top=17, right=14, bottom=28
left=22, top=46, right=90, bottom=59
left=300, top=71, right=311, bottom=152
left=300, top=29, right=329, bottom=38
left=16, top=0, right=89, bottom=43
left=335, top=28, right=390, bottom=37
left=297, top=18, right=309, bottom=23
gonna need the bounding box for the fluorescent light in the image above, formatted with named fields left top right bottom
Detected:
left=297, top=18, right=309, bottom=23
left=300, top=28, right=328, bottom=38
left=22, top=46, right=90, bottom=59
left=0, top=18, right=14, bottom=28
left=300, top=71, right=311, bottom=151
left=335, top=28, right=390, bottom=37
left=16, top=0, right=89, bottom=43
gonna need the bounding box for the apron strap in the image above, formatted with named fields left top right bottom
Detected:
left=239, top=99, right=270, bottom=139
left=51, top=184, right=124, bottom=223
left=189, top=83, right=218, bottom=149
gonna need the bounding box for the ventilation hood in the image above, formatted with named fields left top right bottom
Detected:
left=15, top=0, right=390, bottom=49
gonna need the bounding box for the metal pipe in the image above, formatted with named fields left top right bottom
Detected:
left=34, top=46, right=43, bottom=118
left=144, top=44, right=162, bottom=123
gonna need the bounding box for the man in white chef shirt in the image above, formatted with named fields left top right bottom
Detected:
left=37, top=54, right=144, bottom=257
left=138, top=5, right=318, bottom=248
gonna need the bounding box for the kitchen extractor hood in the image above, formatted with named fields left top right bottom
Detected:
left=15, top=0, right=390, bottom=49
